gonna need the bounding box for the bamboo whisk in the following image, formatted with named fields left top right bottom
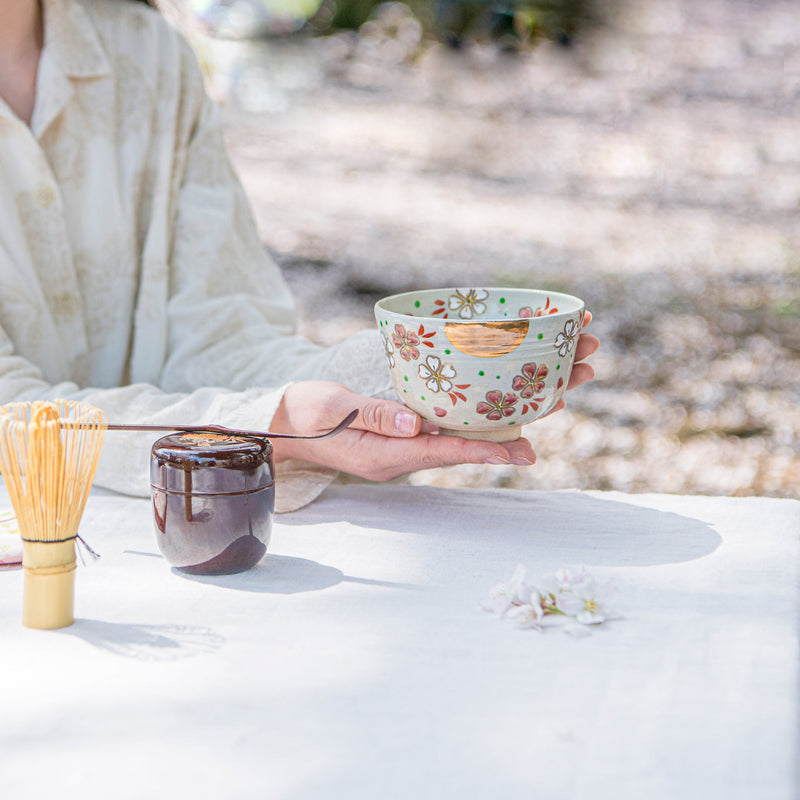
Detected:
left=0, top=401, right=106, bottom=629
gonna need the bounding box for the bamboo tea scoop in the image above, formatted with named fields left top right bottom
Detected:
left=98, top=408, right=359, bottom=440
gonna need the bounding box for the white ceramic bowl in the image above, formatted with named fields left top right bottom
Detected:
left=375, top=287, right=585, bottom=441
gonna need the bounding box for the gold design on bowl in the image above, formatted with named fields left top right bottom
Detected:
left=444, top=319, right=530, bottom=357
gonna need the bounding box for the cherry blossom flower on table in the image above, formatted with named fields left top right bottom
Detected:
left=482, top=564, right=621, bottom=634
left=480, top=564, right=539, bottom=617
left=546, top=567, right=621, bottom=625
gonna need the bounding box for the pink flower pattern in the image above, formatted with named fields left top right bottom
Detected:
left=391, top=324, right=421, bottom=361
left=476, top=390, right=519, bottom=421
left=511, top=362, right=548, bottom=399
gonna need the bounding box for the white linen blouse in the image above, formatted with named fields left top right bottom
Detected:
left=0, top=0, right=390, bottom=511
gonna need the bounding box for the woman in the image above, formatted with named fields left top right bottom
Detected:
left=0, top=0, right=598, bottom=511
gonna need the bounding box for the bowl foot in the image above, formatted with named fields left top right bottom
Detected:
left=439, top=426, right=523, bottom=443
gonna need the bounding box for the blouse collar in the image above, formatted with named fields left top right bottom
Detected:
left=30, top=0, right=111, bottom=137
left=42, top=0, right=111, bottom=79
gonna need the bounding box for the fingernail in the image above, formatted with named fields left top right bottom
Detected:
left=511, top=456, right=535, bottom=466
left=395, top=411, right=416, bottom=434
left=484, top=456, right=510, bottom=465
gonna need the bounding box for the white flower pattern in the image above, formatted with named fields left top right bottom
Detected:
left=447, top=288, right=489, bottom=320
left=417, top=355, right=457, bottom=393
left=381, top=333, right=395, bottom=368
left=554, top=319, right=580, bottom=357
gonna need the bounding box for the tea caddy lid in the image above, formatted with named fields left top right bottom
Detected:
left=150, top=432, right=274, bottom=495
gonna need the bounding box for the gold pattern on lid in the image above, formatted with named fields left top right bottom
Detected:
left=445, top=320, right=530, bottom=357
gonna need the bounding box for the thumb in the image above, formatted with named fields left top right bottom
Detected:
left=353, top=395, right=423, bottom=438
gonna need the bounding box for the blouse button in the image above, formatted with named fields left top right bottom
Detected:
left=36, top=183, right=56, bottom=208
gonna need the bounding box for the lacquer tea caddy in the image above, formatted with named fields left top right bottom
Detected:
left=150, top=432, right=274, bottom=575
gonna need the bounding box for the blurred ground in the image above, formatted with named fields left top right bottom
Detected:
left=191, top=0, right=800, bottom=498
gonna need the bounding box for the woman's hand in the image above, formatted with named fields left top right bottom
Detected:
left=270, top=314, right=598, bottom=481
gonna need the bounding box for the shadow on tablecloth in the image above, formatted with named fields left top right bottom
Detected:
left=280, top=485, right=722, bottom=567
left=174, top=553, right=420, bottom=593
left=58, top=619, right=225, bottom=661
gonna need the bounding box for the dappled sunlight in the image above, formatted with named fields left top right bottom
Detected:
left=183, top=0, right=798, bottom=498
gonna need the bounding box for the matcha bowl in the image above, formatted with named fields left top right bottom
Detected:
left=375, top=287, right=585, bottom=442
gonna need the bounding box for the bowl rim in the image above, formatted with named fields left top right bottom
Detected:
left=374, top=286, right=584, bottom=322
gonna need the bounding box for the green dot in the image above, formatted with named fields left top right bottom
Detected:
left=463, top=421, right=469, bottom=425
left=444, top=349, right=451, bottom=354
left=495, top=375, right=501, bottom=380
left=537, top=333, right=544, bottom=340
left=421, top=396, right=426, bottom=401
left=478, top=370, right=485, bottom=376
left=404, top=375, right=409, bottom=381
left=499, top=297, right=506, bottom=304
left=414, top=300, right=421, bottom=308
left=556, top=364, right=561, bottom=370
left=422, top=416, right=428, bottom=420
left=403, top=389, right=407, bottom=393
left=509, top=421, right=516, bottom=425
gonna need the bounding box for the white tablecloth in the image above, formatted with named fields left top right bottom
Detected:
left=1, top=483, right=798, bottom=800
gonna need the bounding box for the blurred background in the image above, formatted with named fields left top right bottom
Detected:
left=166, top=0, right=799, bottom=499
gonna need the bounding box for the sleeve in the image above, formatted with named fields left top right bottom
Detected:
left=0, top=321, right=393, bottom=513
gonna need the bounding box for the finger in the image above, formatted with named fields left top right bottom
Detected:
left=503, top=437, right=536, bottom=465
left=340, top=431, right=528, bottom=480
left=567, top=362, right=595, bottom=390
left=582, top=310, right=592, bottom=327
left=276, top=382, right=423, bottom=441
left=351, top=395, right=423, bottom=438
left=575, top=333, right=599, bottom=362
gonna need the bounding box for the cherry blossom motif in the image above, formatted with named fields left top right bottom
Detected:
left=521, top=399, right=545, bottom=415
left=447, top=288, right=489, bottom=319
left=432, top=298, right=449, bottom=318
left=476, top=390, right=518, bottom=420
left=418, top=355, right=457, bottom=393
left=512, top=362, right=548, bottom=399
left=554, top=319, right=580, bottom=357
left=415, top=324, right=437, bottom=348
left=447, top=384, right=470, bottom=406
left=391, top=324, right=420, bottom=361
left=381, top=333, right=395, bottom=368
left=519, top=298, right=558, bottom=318
left=536, top=297, right=559, bottom=316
